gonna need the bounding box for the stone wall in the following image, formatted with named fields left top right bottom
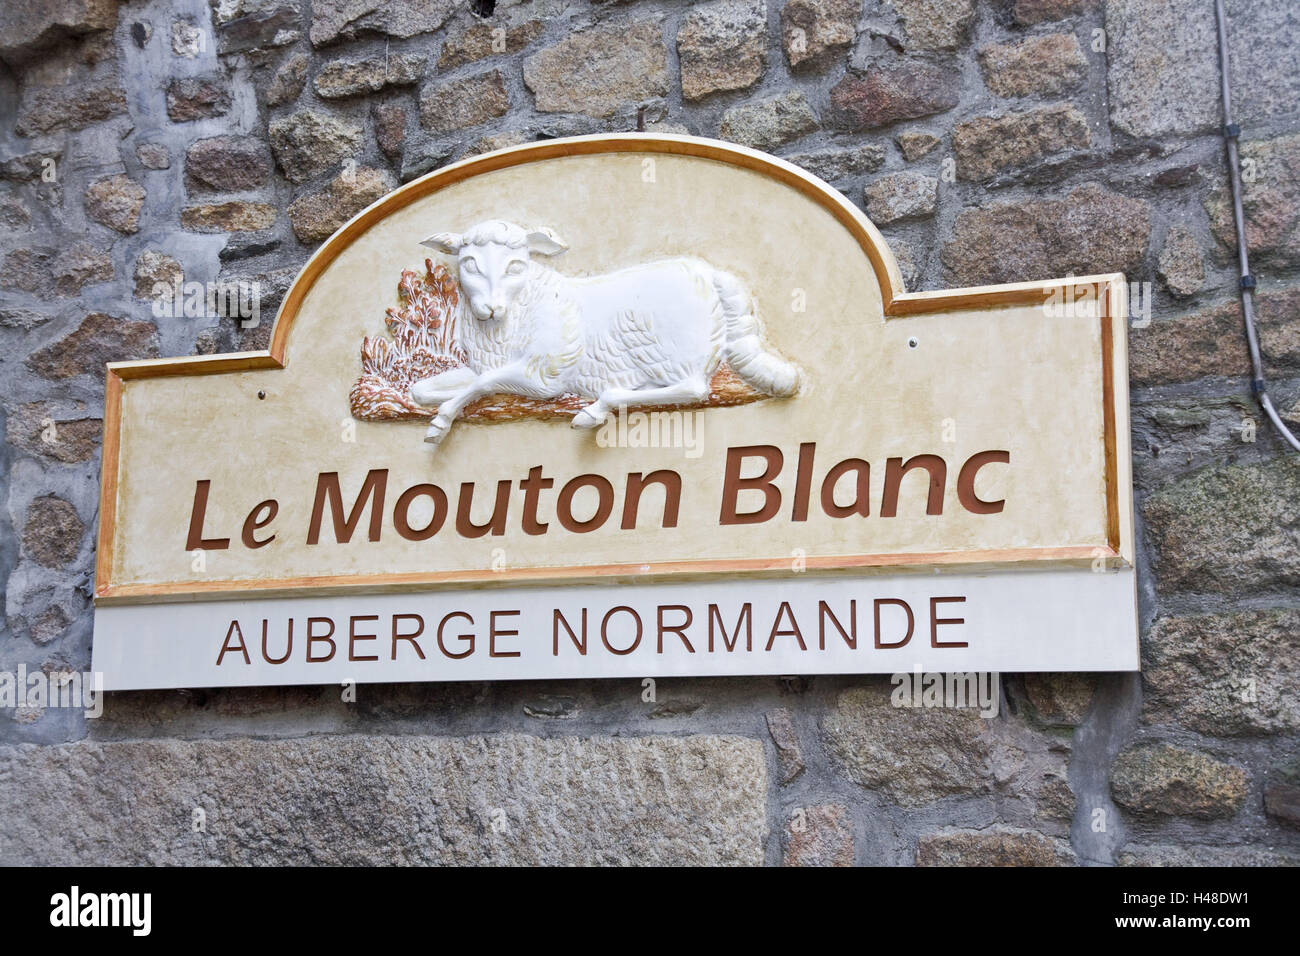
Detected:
left=1, top=0, right=1297, bottom=865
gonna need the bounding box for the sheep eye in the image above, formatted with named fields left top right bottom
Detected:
left=505, top=261, right=526, bottom=276
left=460, top=258, right=479, bottom=275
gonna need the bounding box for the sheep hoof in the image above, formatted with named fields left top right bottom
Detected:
left=424, top=416, right=451, bottom=445
left=571, top=406, right=606, bottom=429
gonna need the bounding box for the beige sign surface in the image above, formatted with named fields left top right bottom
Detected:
left=96, top=134, right=1132, bottom=606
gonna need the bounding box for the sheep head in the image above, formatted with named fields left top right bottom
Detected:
left=421, top=220, right=567, bottom=322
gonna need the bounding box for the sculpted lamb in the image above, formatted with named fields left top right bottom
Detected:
left=410, top=219, right=799, bottom=446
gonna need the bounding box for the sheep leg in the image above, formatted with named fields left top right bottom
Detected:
left=425, top=362, right=549, bottom=445
left=573, top=377, right=711, bottom=429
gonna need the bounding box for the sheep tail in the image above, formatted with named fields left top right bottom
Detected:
left=713, top=269, right=800, bottom=398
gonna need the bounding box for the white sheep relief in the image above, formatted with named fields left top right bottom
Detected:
left=351, top=219, right=800, bottom=448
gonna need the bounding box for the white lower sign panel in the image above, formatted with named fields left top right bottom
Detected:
left=93, top=567, right=1138, bottom=690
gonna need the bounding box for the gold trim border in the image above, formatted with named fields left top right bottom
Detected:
left=95, top=134, right=1132, bottom=605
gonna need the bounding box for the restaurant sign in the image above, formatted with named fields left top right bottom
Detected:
left=92, top=134, right=1138, bottom=690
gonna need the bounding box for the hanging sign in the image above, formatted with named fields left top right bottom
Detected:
left=92, top=134, right=1137, bottom=690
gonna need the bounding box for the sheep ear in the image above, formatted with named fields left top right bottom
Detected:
left=420, top=232, right=463, bottom=254
left=527, top=227, right=568, bottom=257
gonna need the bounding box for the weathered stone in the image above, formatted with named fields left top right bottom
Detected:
left=1024, top=673, right=1095, bottom=726
left=400, top=140, right=453, bottom=183
left=84, top=174, right=144, bottom=234
left=265, top=52, right=308, bottom=106
left=890, top=0, right=975, bottom=51
left=32, top=605, right=74, bottom=645
left=1264, top=758, right=1300, bottom=826
left=1106, top=0, right=1300, bottom=137
left=979, top=33, right=1088, bottom=98
left=942, top=183, right=1149, bottom=286
left=953, top=105, right=1090, bottom=181
left=822, top=686, right=1011, bottom=806
left=135, top=142, right=170, bottom=170
left=210, top=0, right=302, bottom=54
left=677, top=0, right=766, bottom=101
left=892, top=238, right=921, bottom=289
left=0, top=734, right=767, bottom=865
left=829, top=64, right=959, bottom=130
left=0, top=248, right=51, bottom=294
left=218, top=235, right=281, bottom=262
left=648, top=698, right=704, bottom=719
left=897, top=131, right=940, bottom=161
left=288, top=166, right=396, bottom=243
left=418, top=70, right=509, bottom=135
left=1, top=145, right=62, bottom=182
left=522, top=695, right=579, bottom=719
left=1206, top=134, right=1300, bottom=271
left=1156, top=224, right=1205, bottom=297
left=1128, top=287, right=1300, bottom=386
left=1111, top=743, right=1247, bottom=819
left=310, top=0, right=457, bottom=47
left=917, top=826, right=1076, bottom=866
left=172, top=19, right=204, bottom=57
left=21, top=495, right=84, bottom=569
left=0, top=0, right=115, bottom=65
left=16, top=80, right=126, bottom=136
left=780, top=0, right=858, bottom=72
left=765, top=707, right=805, bottom=784
left=0, top=194, right=31, bottom=229
left=27, top=312, right=159, bottom=379
left=462, top=130, right=531, bottom=159
left=784, top=804, right=853, bottom=866
left=373, top=103, right=406, bottom=160
left=1143, top=610, right=1299, bottom=736
left=783, top=143, right=885, bottom=181
left=269, top=109, right=363, bottom=182
left=1011, top=0, right=1097, bottom=25
left=864, top=172, right=937, bottom=224
left=523, top=20, right=670, bottom=118
left=719, top=92, right=818, bottom=152
left=313, top=52, right=426, bottom=99
left=133, top=251, right=184, bottom=299
left=165, top=75, right=232, bottom=123
left=5, top=402, right=102, bottom=464
left=52, top=241, right=112, bottom=295
left=0, top=308, right=51, bottom=330
left=1143, top=458, right=1300, bottom=594
left=181, top=201, right=277, bottom=232
left=439, top=19, right=544, bottom=70
left=185, top=136, right=272, bottom=193
left=1118, top=843, right=1300, bottom=866
left=1034, top=766, right=1076, bottom=820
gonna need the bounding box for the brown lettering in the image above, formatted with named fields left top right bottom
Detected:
left=307, top=470, right=387, bottom=544
left=187, top=479, right=230, bottom=550
left=957, top=450, right=1010, bottom=515
left=392, top=614, right=425, bottom=660
left=719, top=445, right=783, bottom=525
left=881, top=455, right=946, bottom=517
left=874, top=598, right=914, bottom=649
left=930, top=596, right=968, bottom=647
left=394, top=484, right=448, bottom=541
left=241, top=499, right=278, bottom=549
left=556, top=474, right=614, bottom=533
left=621, top=470, right=682, bottom=529
left=455, top=480, right=511, bottom=537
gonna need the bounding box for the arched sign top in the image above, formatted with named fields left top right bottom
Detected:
left=266, top=133, right=909, bottom=368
